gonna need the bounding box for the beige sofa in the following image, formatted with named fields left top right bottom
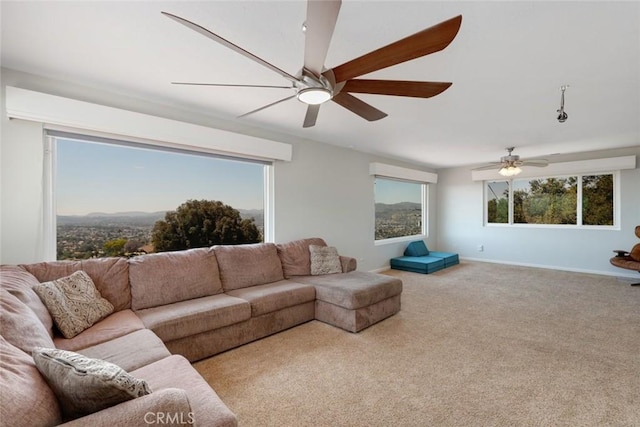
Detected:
left=1, top=238, right=402, bottom=426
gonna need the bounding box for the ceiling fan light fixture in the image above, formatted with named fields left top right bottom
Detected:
left=498, top=165, right=522, bottom=177
left=297, top=87, right=332, bottom=105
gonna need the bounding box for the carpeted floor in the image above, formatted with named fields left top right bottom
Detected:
left=194, top=261, right=640, bottom=427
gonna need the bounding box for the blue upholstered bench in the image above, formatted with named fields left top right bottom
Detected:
left=390, top=241, right=459, bottom=274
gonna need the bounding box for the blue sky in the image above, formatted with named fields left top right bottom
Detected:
left=56, top=139, right=264, bottom=215
left=375, top=178, right=422, bottom=205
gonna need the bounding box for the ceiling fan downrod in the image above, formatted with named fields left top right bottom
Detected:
left=557, top=85, right=569, bottom=123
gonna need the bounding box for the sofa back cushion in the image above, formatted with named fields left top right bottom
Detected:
left=214, top=243, right=284, bottom=291
left=276, top=238, right=328, bottom=278
left=0, top=336, right=62, bottom=426
left=0, top=288, right=55, bottom=354
left=0, top=265, right=54, bottom=337
left=129, top=247, right=223, bottom=310
left=22, top=257, right=131, bottom=311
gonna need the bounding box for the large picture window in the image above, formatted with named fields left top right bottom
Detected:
left=50, top=132, right=269, bottom=260
left=374, top=178, right=426, bottom=241
left=486, top=173, right=615, bottom=227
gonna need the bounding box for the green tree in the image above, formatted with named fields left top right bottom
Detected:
left=582, top=175, right=613, bottom=225
left=103, top=238, right=127, bottom=257
left=515, top=178, right=577, bottom=224
left=152, top=199, right=261, bottom=252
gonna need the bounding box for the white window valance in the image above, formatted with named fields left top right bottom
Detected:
left=5, top=86, right=292, bottom=162
left=369, top=162, right=438, bottom=183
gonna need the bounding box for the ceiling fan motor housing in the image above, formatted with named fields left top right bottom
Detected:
left=500, top=154, right=520, bottom=164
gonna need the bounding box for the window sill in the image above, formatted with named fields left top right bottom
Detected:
left=374, top=234, right=427, bottom=246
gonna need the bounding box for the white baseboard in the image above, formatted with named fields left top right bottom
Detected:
left=460, top=256, right=639, bottom=280
left=369, top=258, right=637, bottom=281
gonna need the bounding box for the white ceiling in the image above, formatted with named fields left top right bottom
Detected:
left=2, top=1, right=639, bottom=169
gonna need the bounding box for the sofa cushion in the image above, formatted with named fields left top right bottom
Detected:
left=215, top=243, right=284, bottom=291
left=404, top=240, right=430, bottom=257
left=427, top=251, right=460, bottom=268
left=0, top=288, right=55, bottom=353
left=132, top=355, right=238, bottom=427
left=296, top=271, right=403, bottom=310
left=60, top=388, right=193, bottom=427
left=54, top=309, right=145, bottom=351
left=226, top=280, right=316, bottom=317
left=78, top=329, right=171, bottom=372
left=129, top=247, right=223, bottom=310
left=310, top=245, right=342, bottom=275
left=276, top=237, right=328, bottom=278
left=390, top=255, right=445, bottom=274
left=22, top=257, right=131, bottom=311
left=33, top=347, right=152, bottom=420
left=0, top=265, right=54, bottom=337
left=33, top=270, right=114, bottom=339
left=0, top=336, right=62, bottom=426
left=135, top=294, right=251, bottom=342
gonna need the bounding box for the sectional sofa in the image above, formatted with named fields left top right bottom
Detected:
left=1, top=238, right=402, bottom=426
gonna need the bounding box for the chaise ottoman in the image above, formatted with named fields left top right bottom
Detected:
left=295, top=271, right=402, bottom=332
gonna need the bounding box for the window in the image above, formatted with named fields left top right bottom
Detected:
left=50, top=132, right=270, bottom=260
left=513, top=177, right=577, bottom=224
left=486, top=181, right=509, bottom=224
left=374, top=178, right=426, bottom=241
left=582, top=174, right=614, bottom=225
left=486, top=173, right=615, bottom=227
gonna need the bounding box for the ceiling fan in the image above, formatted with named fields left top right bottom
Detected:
left=473, top=147, right=549, bottom=177
left=162, top=1, right=462, bottom=128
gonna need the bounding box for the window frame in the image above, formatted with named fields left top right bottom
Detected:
left=44, top=130, right=273, bottom=261
left=484, top=171, right=619, bottom=229
left=373, top=176, right=428, bottom=245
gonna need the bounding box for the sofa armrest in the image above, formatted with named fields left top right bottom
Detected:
left=59, top=388, right=195, bottom=427
left=340, top=256, right=357, bottom=273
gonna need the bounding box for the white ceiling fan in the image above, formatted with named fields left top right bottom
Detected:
left=473, top=147, right=549, bottom=176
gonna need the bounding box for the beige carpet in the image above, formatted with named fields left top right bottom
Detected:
left=194, top=262, right=640, bottom=427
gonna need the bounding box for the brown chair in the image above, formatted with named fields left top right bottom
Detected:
left=610, top=225, right=640, bottom=286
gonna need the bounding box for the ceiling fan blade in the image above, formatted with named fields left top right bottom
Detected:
left=303, top=104, right=321, bottom=128
left=342, top=80, right=452, bottom=98
left=521, top=160, right=549, bottom=167
left=304, top=0, right=342, bottom=77
left=238, top=94, right=297, bottom=118
left=326, top=15, right=462, bottom=83
left=331, top=93, right=388, bottom=121
left=472, top=163, right=503, bottom=171
left=172, top=82, right=293, bottom=89
left=162, top=11, right=300, bottom=84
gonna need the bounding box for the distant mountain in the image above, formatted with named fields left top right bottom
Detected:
left=85, top=211, right=166, bottom=218
left=58, top=208, right=264, bottom=227
left=58, top=211, right=166, bottom=227
left=238, top=209, right=263, bottom=226
left=375, top=202, right=421, bottom=213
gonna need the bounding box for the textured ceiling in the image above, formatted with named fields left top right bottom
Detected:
left=2, top=1, right=639, bottom=169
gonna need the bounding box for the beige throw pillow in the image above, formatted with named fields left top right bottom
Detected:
left=32, top=347, right=151, bottom=420
left=310, top=245, right=342, bottom=275
left=33, top=270, right=114, bottom=338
